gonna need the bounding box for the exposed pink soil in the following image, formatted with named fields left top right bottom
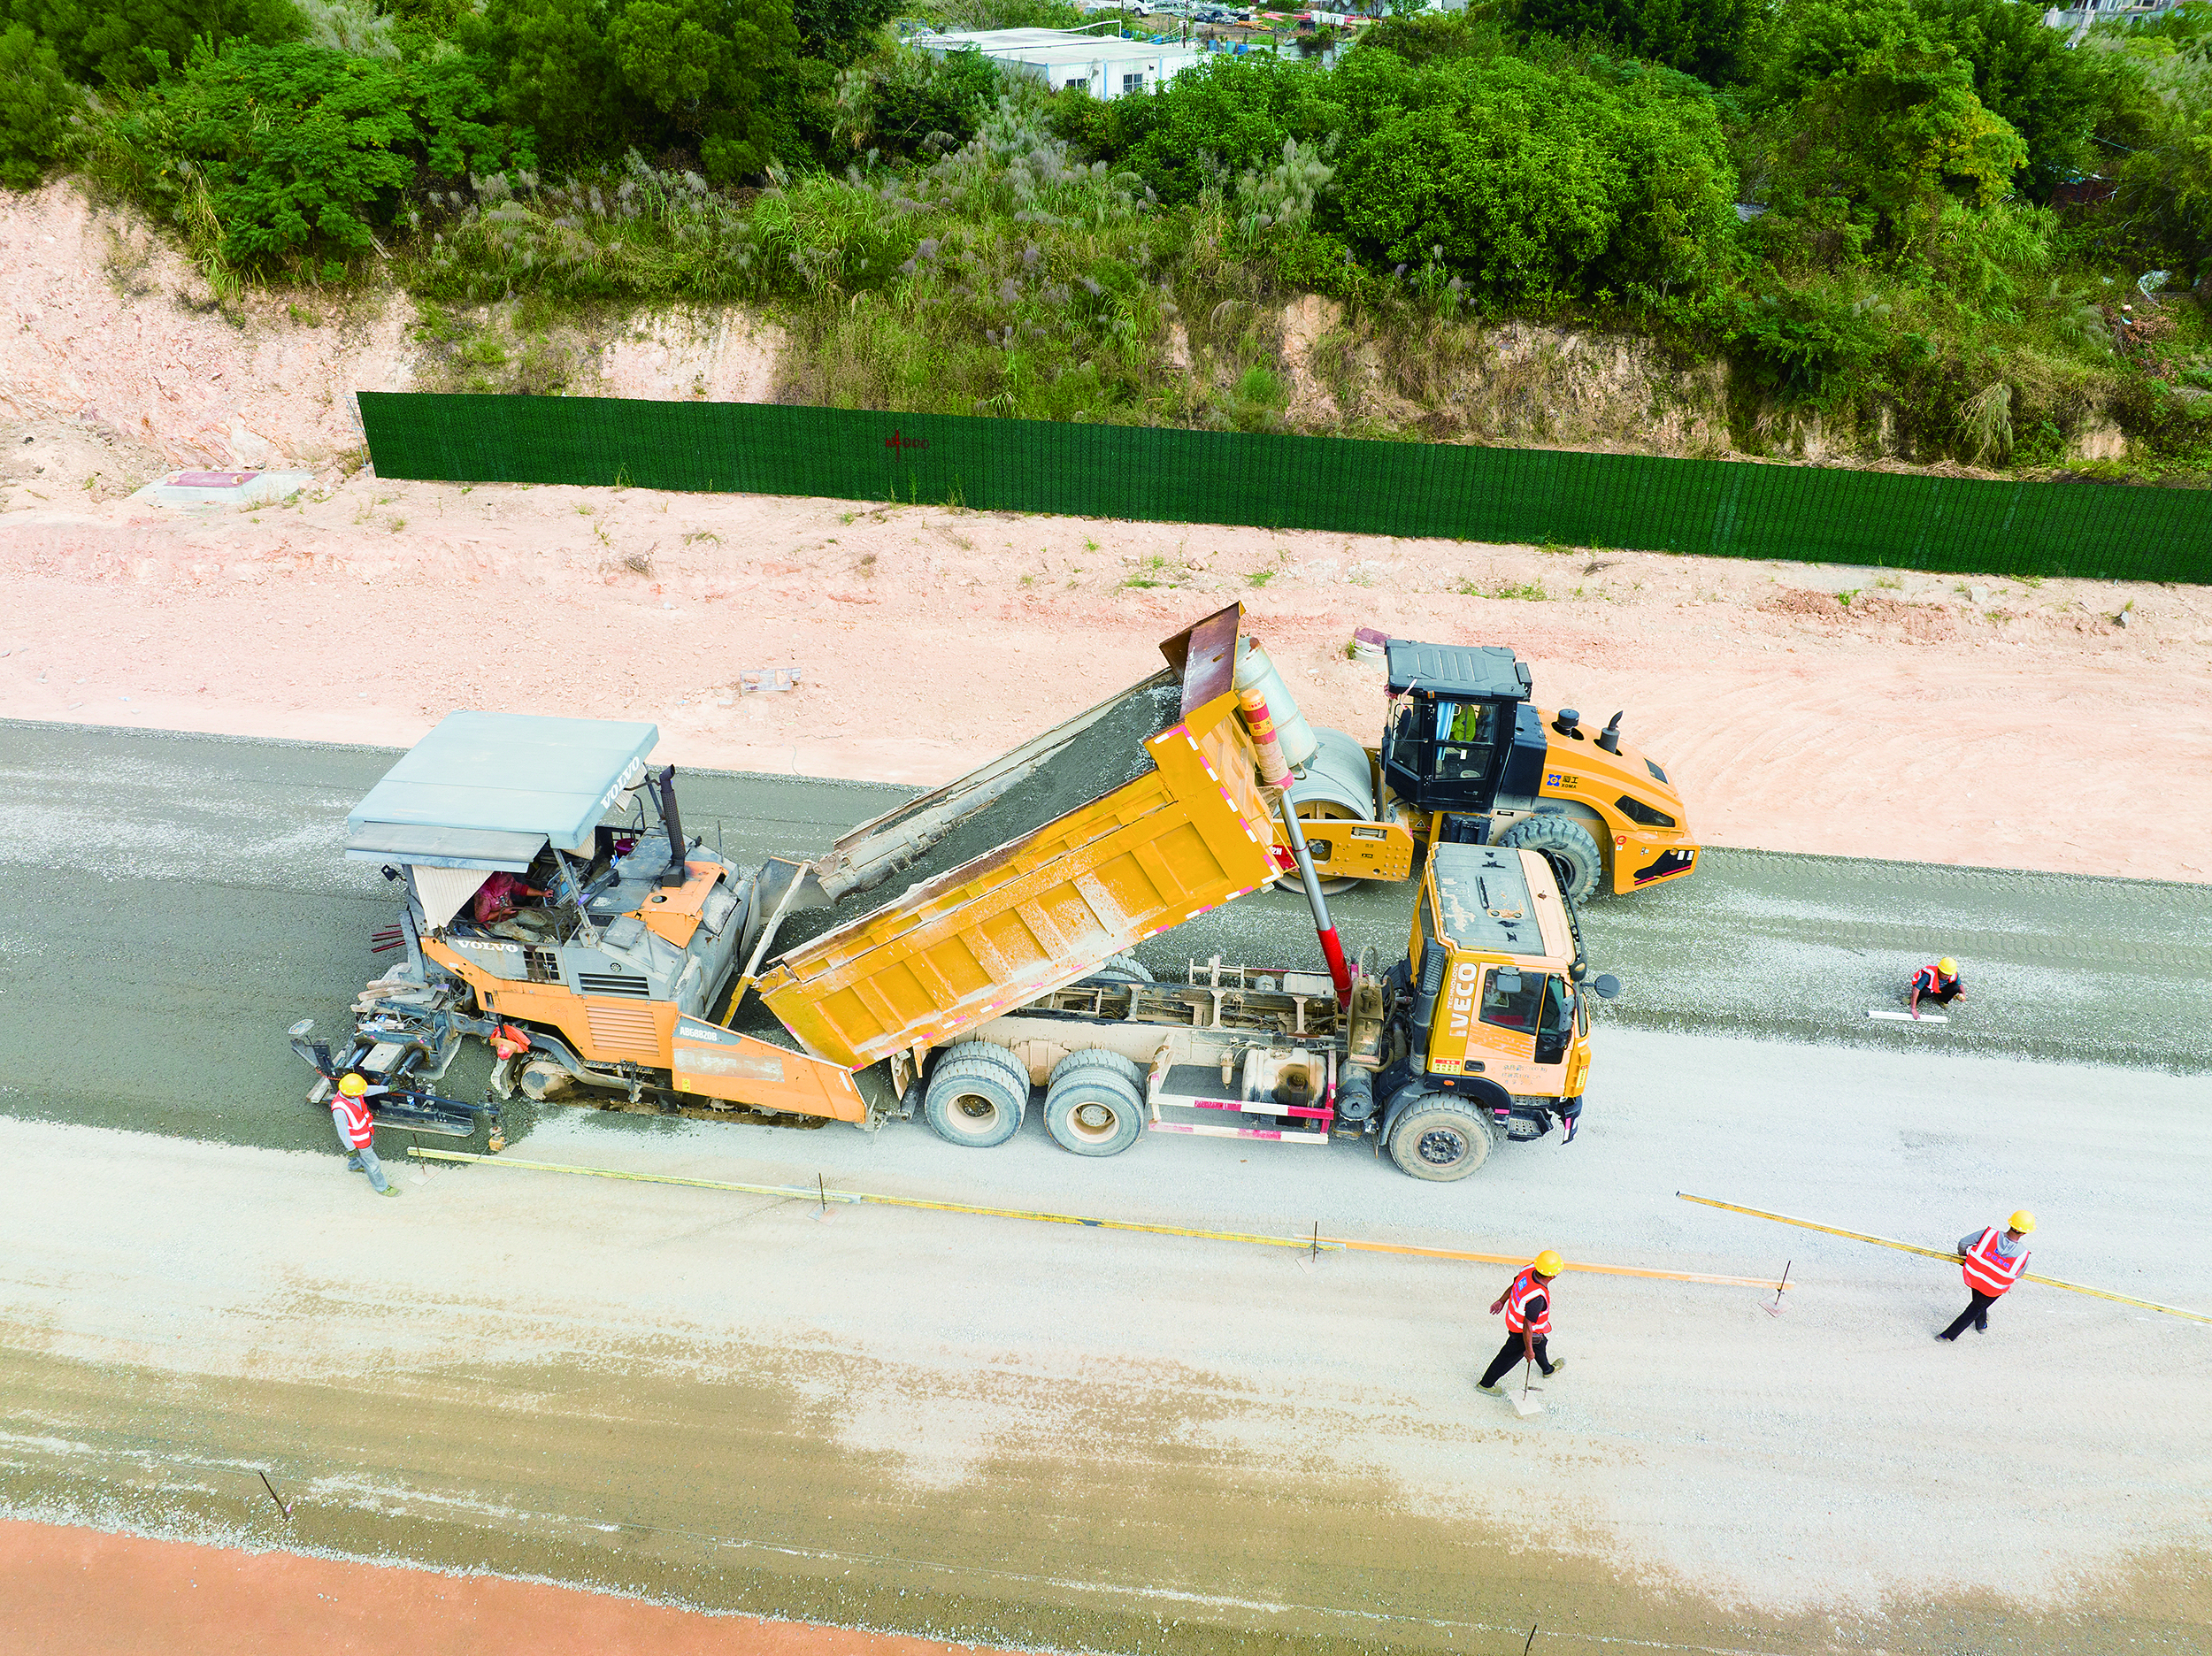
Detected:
left=3, top=472, right=2210, bottom=881
left=0, top=1519, right=1019, bottom=1656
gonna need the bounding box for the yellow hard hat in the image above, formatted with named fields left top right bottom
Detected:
left=2008, top=1210, right=2035, bottom=1234
left=1937, top=957, right=1958, bottom=975
left=1532, top=1249, right=1563, bottom=1277
left=338, top=1073, right=367, bottom=1096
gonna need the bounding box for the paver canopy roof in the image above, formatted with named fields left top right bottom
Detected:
left=345, top=711, right=659, bottom=867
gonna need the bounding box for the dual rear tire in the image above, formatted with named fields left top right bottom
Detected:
left=1042, top=1048, right=1146, bottom=1157
left=920, top=1042, right=1147, bottom=1158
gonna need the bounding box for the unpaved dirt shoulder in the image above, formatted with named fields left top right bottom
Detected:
left=2, top=472, right=2208, bottom=882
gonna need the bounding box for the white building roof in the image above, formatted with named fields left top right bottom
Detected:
left=930, top=27, right=1205, bottom=64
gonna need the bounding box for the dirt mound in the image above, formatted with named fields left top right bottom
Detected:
left=1839, top=592, right=1961, bottom=641
left=1760, top=587, right=1847, bottom=619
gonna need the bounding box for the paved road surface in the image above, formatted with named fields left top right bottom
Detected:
left=2, top=723, right=2207, bottom=1161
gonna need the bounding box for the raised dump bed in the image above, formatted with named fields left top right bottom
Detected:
left=753, top=604, right=1282, bottom=1070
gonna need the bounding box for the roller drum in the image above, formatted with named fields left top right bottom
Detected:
left=1287, top=726, right=1379, bottom=821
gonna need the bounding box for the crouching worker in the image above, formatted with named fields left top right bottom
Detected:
left=334, top=1073, right=402, bottom=1198
left=1478, top=1250, right=1567, bottom=1395
left=1907, top=957, right=1963, bottom=1019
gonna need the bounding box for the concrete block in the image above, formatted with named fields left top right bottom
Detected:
left=132, top=469, right=317, bottom=510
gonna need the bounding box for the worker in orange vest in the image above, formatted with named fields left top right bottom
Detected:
left=333, top=1073, right=403, bottom=1198
left=1906, top=957, right=1963, bottom=1019
left=1477, top=1250, right=1567, bottom=1395
left=1939, top=1210, right=2032, bottom=1339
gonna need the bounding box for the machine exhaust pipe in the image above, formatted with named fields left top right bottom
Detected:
left=1598, top=711, right=1623, bottom=755
left=655, top=764, right=688, bottom=887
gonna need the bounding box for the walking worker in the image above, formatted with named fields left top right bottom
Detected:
left=1907, top=956, right=1963, bottom=1019
left=1939, top=1211, right=2032, bottom=1339
left=1477, top=1250, right=1568, bottom=1395
left=333, top=1073, right=403, bottom=1198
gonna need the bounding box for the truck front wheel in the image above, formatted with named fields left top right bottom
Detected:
left=923, top=1044, right=1031, bottom=1148
left=1387, top=1095, right=1497, bottom=1182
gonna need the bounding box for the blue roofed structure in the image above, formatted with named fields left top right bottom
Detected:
left=345, top=711, right=660, bottom=869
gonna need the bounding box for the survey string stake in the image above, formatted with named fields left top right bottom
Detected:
left=1678, top=1192, right=2212, bottom=1325
left=257, top=1470, right=292, bottom=1522
left=1764, top=1260, right=1792, bottom=1318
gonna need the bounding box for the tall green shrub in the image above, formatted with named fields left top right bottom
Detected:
left=95, top=41, right=521, bottom=270
left=1, top=0, right=303, bottom=88
left=0, top=21, right=70, bottom=186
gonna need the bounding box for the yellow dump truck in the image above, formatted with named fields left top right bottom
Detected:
left=290, top=605, right=1617, bottom=1181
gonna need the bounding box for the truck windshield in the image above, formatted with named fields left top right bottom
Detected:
left=1431, top=701, right=1501, bottom=782
left=1479, top=968, right=1543, bottom=1031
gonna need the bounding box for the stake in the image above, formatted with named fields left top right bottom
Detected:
left=1525, top=1624, right=1539, bottom=1656
left=1310, top=1219, right=1318, bottom=1263
left=1763, top=1260, right=1792, bottom=1317
left=257, top=1470, right=292, bottom=1522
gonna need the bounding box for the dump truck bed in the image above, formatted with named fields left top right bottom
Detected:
left=754, top=605, right=1281, bottom=1070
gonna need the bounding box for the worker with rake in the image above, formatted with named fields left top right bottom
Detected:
left=1478, top=1250, right=1567, bottom=1396
left=1939, top=1211, right=2032, bottom=1339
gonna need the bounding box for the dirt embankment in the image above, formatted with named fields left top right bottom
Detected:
left=3, top=462, right=2209, bottom=882
left=2, top=176, right=2151, bottom=481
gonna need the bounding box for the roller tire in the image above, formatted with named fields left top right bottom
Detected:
left=1497, top=813, right=1604, bottom=904
left=923, top=1043, right=1032, bottom=1148
left=1044, top=1064, right=1147, bottom=1157
left=1085, top=954, right=1154, bottom=985
left=1387, top=1093, right=1498, bottom=1183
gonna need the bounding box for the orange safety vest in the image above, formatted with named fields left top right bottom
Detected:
left=1962, top=1227, right=2029, bottom=1298
left=1504, top=1268, right=1552, bottom=1336
left=332, top=1093, right=375, bottom=1148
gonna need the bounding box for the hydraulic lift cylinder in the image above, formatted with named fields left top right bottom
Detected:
left=1278, top=791, right=1354, bottom=1002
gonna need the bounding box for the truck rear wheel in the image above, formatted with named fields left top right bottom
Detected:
left=1497, top=814, right=1603, bottom=903
left=924, top=1044, right=1031, bottom=1148
left=1048, top=1047, right=1145, bottom=1092
left=1044, top=1064, right=1146, bottom=1157
left=1387, top=1094, right=1497, bottom=1182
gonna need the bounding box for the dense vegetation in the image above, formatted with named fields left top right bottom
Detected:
left=4, top=0, right=2211, bottom=472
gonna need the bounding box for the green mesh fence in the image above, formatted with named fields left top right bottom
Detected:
left=358, top=393, right=2212, bottom=584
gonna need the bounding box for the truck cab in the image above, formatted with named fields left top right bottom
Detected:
left=1376, top=640, right=1698, bottom=901
left=1354, top=842, right=1615, bottom=1181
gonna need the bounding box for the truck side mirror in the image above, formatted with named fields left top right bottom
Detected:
left=1592, top=974, right=1622, bottom=1000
